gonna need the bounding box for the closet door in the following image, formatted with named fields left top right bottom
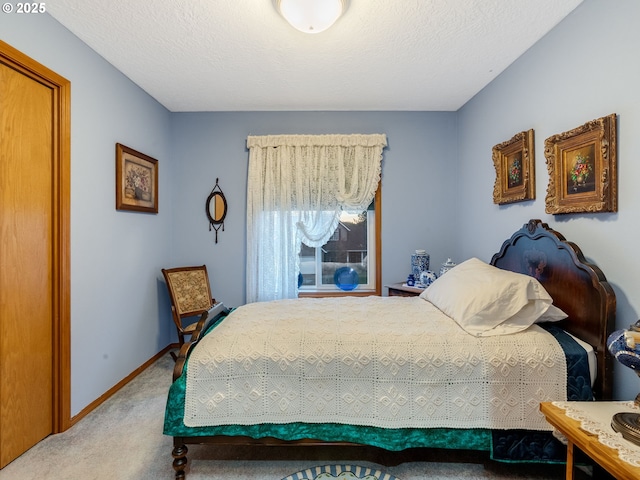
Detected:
left=0, top=41, right=70, bottom=468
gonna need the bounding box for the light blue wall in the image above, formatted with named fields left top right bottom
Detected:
left=169, top=111, right=459, bottom=307
left=1, top=14, right=174, bottom=415
left=457, top=0, right=640, bottom=400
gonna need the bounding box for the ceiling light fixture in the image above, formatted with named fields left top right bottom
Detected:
left=274, top=0, right=347, bottom=34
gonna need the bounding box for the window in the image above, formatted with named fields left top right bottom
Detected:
left=298, top=188, right=381, bottom=296
left=245, top=134, right=386, bottom=303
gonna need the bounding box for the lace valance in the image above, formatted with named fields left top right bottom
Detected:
left=246, top=134, right=387, bottom=148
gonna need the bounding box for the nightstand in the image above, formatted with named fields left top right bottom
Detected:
left=540, top=401, right=640, bottom=480
left=385, top=283, right=424, bottom=297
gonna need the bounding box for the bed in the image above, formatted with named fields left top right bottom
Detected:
left=164, top=219, right=616, bottom=479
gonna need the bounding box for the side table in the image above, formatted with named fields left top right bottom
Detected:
left=540, top=401, right=640, bottom=480
left=385, top=283, right=424, bottom=297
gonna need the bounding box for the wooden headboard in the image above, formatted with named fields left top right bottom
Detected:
left=490, top=219, right=616, bottom=400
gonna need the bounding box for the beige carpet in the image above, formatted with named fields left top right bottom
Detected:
left=0, top=352, right=573, bottom=479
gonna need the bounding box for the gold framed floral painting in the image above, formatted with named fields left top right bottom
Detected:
left=544, top=114, right=617, bottom=214
left=492, top=129, right=535, bottom=204
left=115, top=143, right=158, bottom=213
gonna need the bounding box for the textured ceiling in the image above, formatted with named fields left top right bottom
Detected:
left=47, top=0, right=582, bottom=112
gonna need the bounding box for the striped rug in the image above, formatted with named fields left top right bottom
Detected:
left=281, top=464, right=399, bottom=480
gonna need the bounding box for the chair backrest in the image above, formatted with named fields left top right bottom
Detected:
left=161, top=265, right=213, bottom=319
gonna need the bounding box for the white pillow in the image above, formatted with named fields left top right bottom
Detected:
left=419, top=257, right=554, bottom=336
left=535, top=304, right=568, bottom=323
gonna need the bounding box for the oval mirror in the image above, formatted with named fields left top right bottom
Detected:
left=206, top=191, right=227, bottom=225
left=206, top=178, right=227, bottom=243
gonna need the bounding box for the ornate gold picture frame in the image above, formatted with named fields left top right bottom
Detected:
left=544, top=114, right=617, bottom=214
left=115, top=143, right=159, bottom=213
left=492, top=129, right=535, bottom=204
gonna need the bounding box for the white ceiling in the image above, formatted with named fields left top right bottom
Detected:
left=46, top=0, right=583, bottom=112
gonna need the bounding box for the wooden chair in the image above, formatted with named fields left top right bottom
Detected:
left=161, top=265, right=215, bottom=359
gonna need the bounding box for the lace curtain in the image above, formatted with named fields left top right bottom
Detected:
left=246, top=134, right=387, bottom=303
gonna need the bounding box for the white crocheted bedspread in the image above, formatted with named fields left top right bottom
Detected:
left=184, top=296, right=567, bottom=430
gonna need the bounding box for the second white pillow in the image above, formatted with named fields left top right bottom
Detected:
left=420, top=257, right=554, bottom=336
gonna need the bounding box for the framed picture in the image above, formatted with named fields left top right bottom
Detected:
left=492, top=129, right=535, bottom=204
left=544, top=114, right=617, bottom=214
left=115, top=143, right=158, bottom=213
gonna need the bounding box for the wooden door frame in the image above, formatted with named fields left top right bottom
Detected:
left=0, top=40, right=71, bottom=432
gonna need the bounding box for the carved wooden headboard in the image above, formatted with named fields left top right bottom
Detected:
left=490, top=219, right=616, bottom=400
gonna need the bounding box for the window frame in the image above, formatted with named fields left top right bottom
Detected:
left=298, top=186, right=381, bottom=297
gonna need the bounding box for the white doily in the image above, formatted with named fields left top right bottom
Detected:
left=552, top=401, right=640, bottom=467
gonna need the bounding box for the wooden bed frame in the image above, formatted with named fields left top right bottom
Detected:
left=169, top=219, right=616, bottom=479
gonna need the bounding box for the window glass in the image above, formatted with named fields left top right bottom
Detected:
left=299, top=200, right=378, bottom=294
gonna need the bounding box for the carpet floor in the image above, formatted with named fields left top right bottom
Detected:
left=0, top=352, right=579, bottom=479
